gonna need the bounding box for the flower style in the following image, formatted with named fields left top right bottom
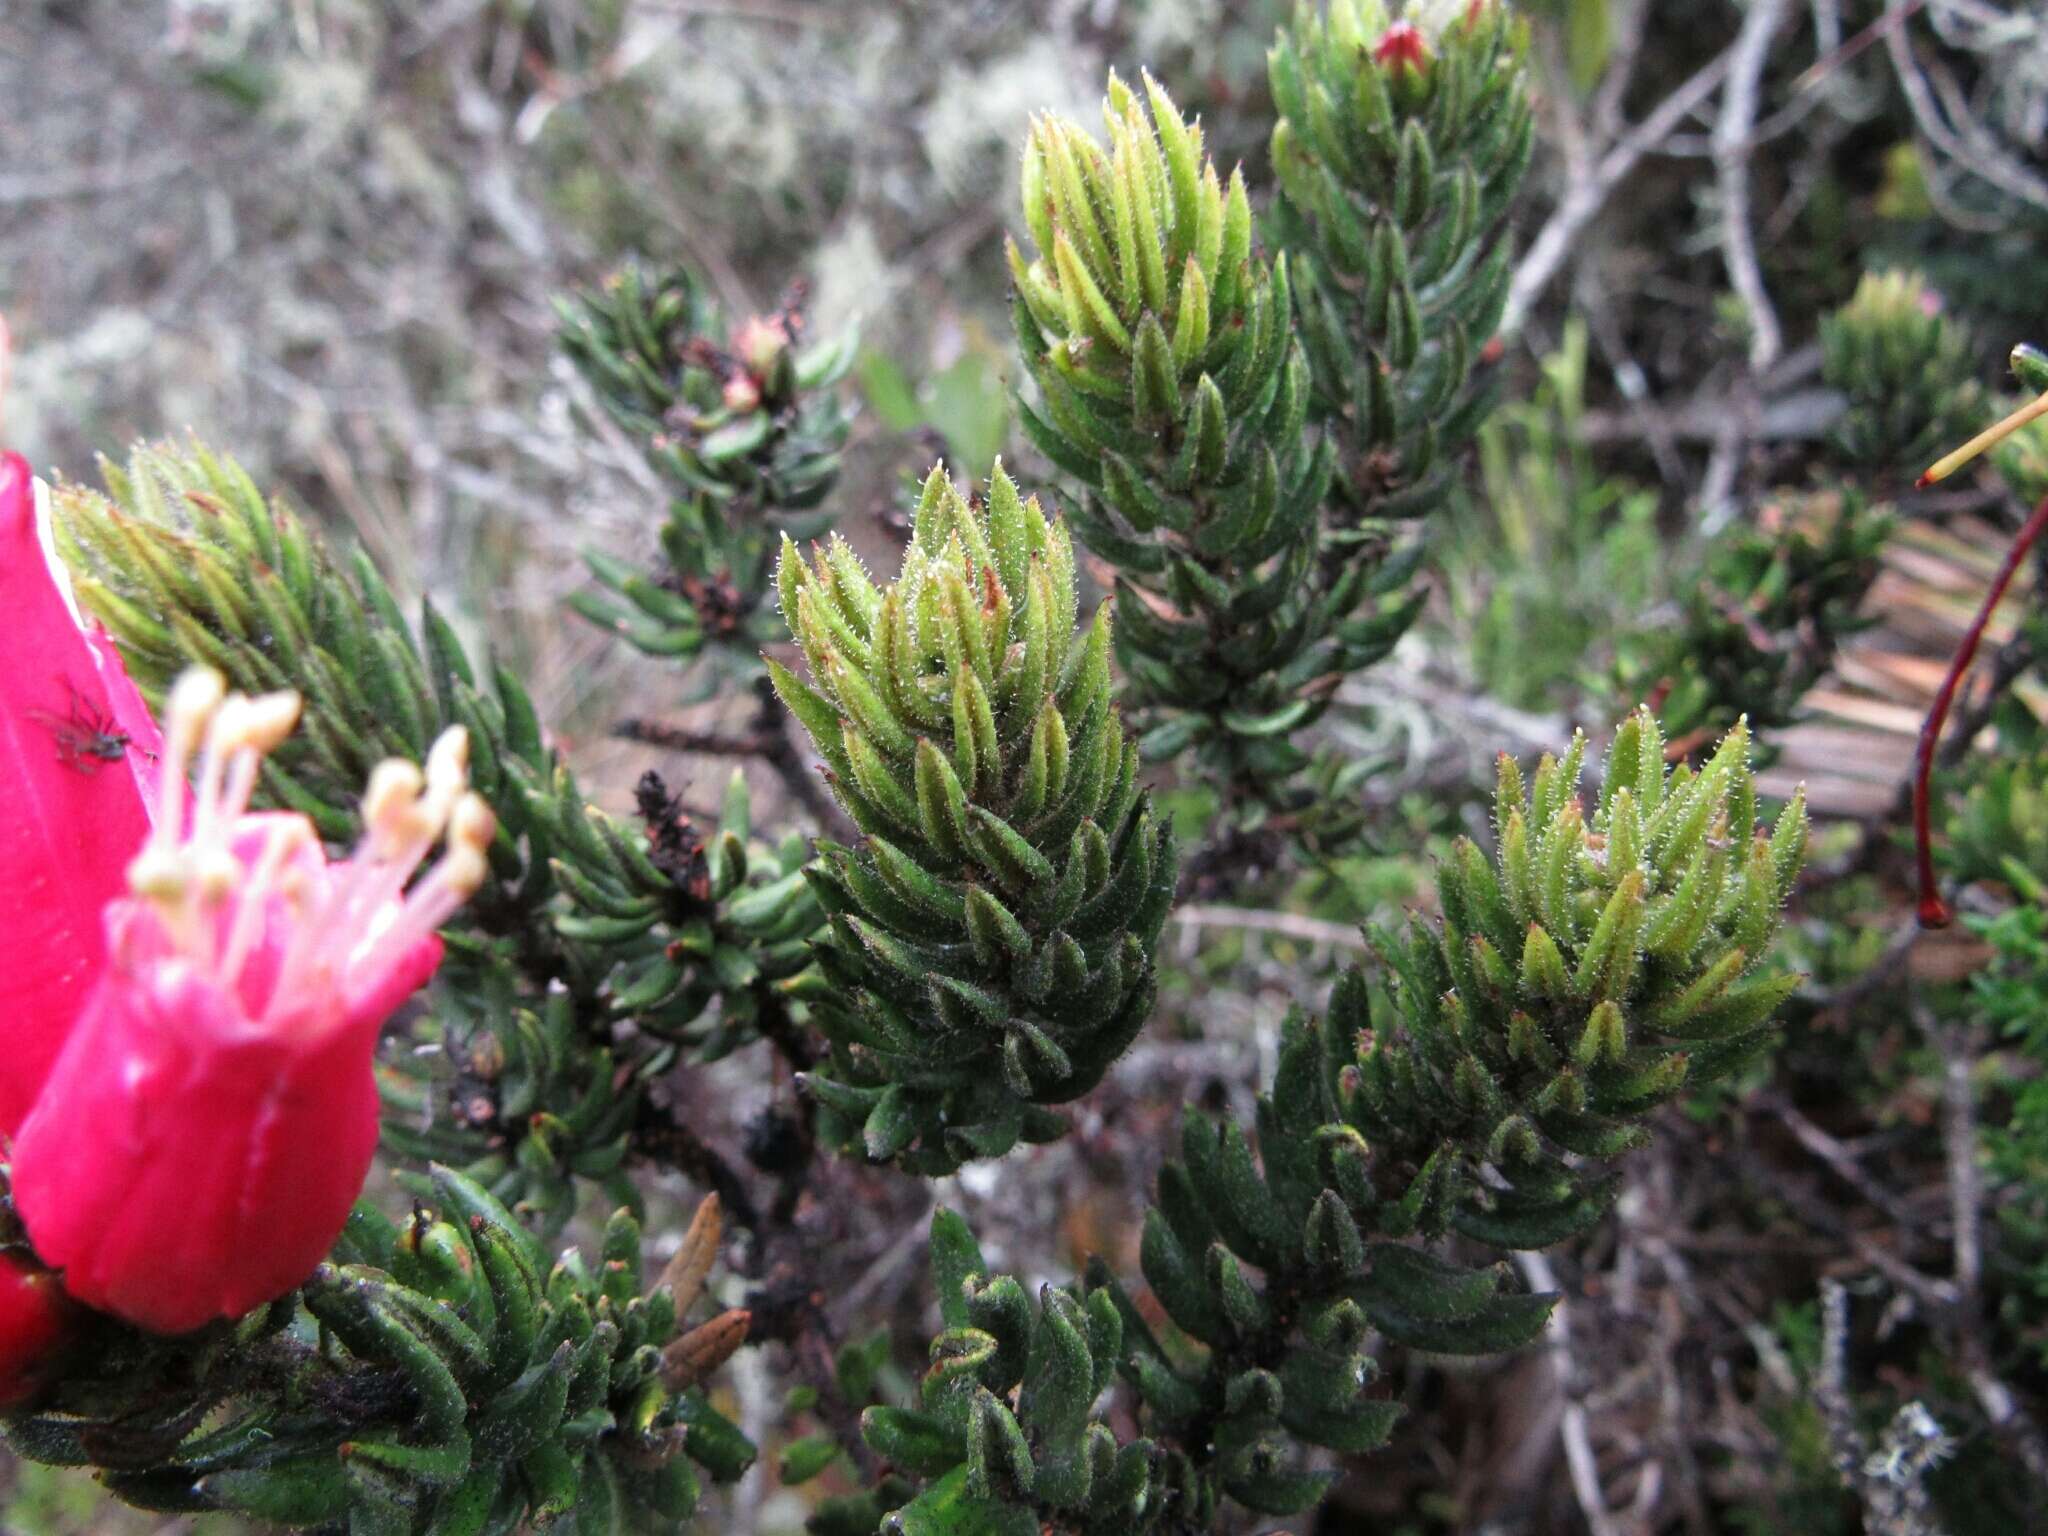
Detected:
left=0, top=451, right=163, bottom=1136
left=10, top=668, right=494, bottom=1334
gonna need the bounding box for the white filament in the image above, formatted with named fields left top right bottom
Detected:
left=131, top=667, right=494, bottom=1029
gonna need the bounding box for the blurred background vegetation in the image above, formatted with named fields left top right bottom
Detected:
left=5, top=0, right=2048, bottom=1531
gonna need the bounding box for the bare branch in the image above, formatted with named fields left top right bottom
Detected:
left=1761, top=1092, right=1927, bottom=1233
left=1817, top=1281, right=1954, bottom=1536
left=1504, top=47, right=1737, bottom=335
left=1884, top=0, right=2048, bottom=214
left=1516, top=1250, right=1622, bottom=1536
left=1714, top=0, right=1792, bottom=372
left=1169, top=905, right=1374, bottom=953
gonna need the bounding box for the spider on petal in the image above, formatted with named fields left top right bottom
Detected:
left=27, top=676, right=156, bottom=775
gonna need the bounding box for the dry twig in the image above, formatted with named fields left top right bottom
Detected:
left=1503, top=47, right=1738, bottom=336
left=1817, top=1280, right=1954, bottom=1536
left=1713, top=0, right=1792, bottom=373
left=1515, top=1250, right=1623, bottom=1536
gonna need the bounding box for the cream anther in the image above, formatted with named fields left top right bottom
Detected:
left=425, top=727, right=470, bottom=800
left=237, top=691, right=304, bottom=755
left=449, top=791, right=496, bottom=860
left=361, top=759, right=430, bottom=856
left=166, top=667, right=226, bottom=739
left=127, top=848, right=186, bottom=902
left=195, top=847, right=242, bottom=904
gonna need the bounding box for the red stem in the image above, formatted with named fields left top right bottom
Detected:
left=1914, top=493, right=2048, bottom=927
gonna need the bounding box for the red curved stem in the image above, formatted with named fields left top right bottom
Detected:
left=1914, top=493, right=2048, bottom=927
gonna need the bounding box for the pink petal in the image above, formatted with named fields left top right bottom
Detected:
left=10, top=946, right=384, bottom=1334
left=345, top=931, right=444, bottom=1036
left=0, top=453, right=158, bottom=1135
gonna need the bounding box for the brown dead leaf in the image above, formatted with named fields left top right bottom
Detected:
left=661, top=1307, right=751, bottom=1389
left=659, top=1192, right=723, bottom=1317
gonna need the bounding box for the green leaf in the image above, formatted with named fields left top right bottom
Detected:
left=697, top=412, right=773, bottom=463
left=882, top=1464, right=1038, bottom=1536
left=779, top=1433, right=842, bottom=1486
left=863, top=1407, right=965, bottom=1478
left=1567, top=0, right=1614, bottom=92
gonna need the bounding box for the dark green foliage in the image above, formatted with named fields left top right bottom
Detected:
left=1, top=1166, right=752, bottom=1534
left=380, top=769, right=828, bottom=1232
left=1820, top=269, right=1984, bottom=476
left=1005, top=7, right=1534, bottom=836
left=1983, top=896, right=2048, bottom=1362
left=847, top=713, right=1810, bottom=1531
left=52, top=441, right=829, bottom=1226
left=1121, top=715, right=1805, bottom=1508
left=558, top=262, right=854, bottom=668
left=1269, top=0, right=1533, bottom=521
left=380, top=986, right=654, bottom=1241
left=1981, top=901, right=2048, bottom=1151
left=51, top=441, right=604, bottom=952
left=1104, top=1014, right=1513, bottom=1520
left=548, top=767, right=828, bottom=1057
left=1347, top=711, right=1807, bottom=1238
left=773, top=464, right=1177, bottom=1173
left=857, top=1211, right=1188, bottom=1535
left=1943, top=705, right=2048, bottom=1361
left=380, top=769, right=826, bottom=1232
left=7, top=17, right=1951, bottom=1530
left=1009, top=70, right=1394, bottom=812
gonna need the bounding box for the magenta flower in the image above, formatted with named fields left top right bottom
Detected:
left=10, top=669, right=494, bottom=1334
left=0, top=451, right=163, bottom=1136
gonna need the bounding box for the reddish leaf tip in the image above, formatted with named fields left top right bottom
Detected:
left=1373, top=20, right=1430, bottom=71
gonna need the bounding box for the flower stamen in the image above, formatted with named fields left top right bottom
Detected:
left=130, top=668, right=488, bottom=1027
left=348, top=789, right=495, bottom=1008
left=215, top=816, right=316, bottom=986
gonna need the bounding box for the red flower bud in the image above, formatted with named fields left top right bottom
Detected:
left=0, top=1248, right=77, bottom=1408
left=12, top=672, right=494, bottom=1334
left=1373, top=20, right=1432, bottom=76
left=731, top=313, right=793, bottom=380
left=0, top=453, right=163, bottom=1136
left=722, top=373, right=764, bottom=414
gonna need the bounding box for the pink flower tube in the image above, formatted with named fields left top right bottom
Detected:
left=0, top=452, right=163, bottom=1135
left=11, top=670, right=494, bottom=1334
